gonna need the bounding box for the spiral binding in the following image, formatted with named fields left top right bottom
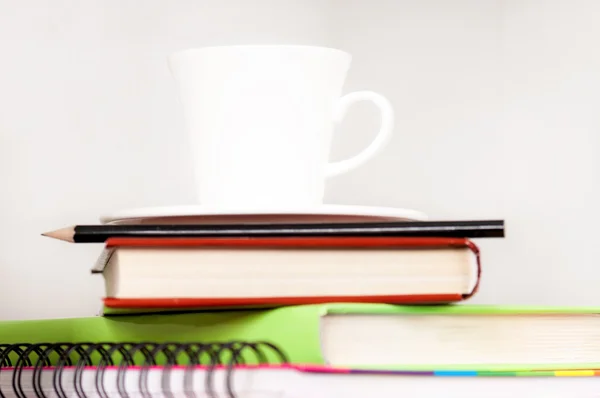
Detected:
left=0, top=341, right=289, bottom=398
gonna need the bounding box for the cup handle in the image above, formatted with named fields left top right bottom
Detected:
left=326, top=90, right=394, bottom=177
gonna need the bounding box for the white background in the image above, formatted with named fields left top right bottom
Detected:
left=0, top=0, right=598, bottom=320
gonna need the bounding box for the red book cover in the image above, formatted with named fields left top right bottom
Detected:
left=100, top=236, right=481, bottom=309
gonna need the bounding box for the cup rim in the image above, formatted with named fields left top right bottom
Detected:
left=169, top=44, right=351, bottom=61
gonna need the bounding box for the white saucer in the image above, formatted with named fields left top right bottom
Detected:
left=100, top=204, right=428, bottom=225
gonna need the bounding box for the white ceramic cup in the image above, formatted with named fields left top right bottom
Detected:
left=168, top=45, right=394, bottom=208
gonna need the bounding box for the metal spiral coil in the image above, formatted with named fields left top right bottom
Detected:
left=0, top=341, right=289, bottom=398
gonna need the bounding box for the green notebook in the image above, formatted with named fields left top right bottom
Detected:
left=1, top=303, right=599, bottom=371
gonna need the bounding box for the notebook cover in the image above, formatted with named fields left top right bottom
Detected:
left=97, top=236, right=481, bottom=308
left=1, top=304, right=600, bottom=371
left=295, top=364, right=600, bottom=377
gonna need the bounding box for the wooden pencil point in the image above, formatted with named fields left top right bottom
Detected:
left=41, top=226, right=76, bottom=243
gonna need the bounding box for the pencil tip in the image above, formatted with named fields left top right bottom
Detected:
left=42, top=226, right=75, bottom=242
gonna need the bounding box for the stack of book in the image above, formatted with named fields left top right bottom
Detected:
left=1, top=218, right=598, bottom=396
left=88, top=220, right=499, bottom=312
left=43, top=219, right=501, bottom=312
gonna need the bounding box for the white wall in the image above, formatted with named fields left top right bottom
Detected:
left=0, top=0, right=332, bottom=320
left=0, top=0, right=598, bottom=320
left=329, top=0, right=600, bottom=305
left=495, top=0, right=600, bottom=304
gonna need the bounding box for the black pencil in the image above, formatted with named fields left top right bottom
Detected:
left=42, top=220, right=505, bottom=243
